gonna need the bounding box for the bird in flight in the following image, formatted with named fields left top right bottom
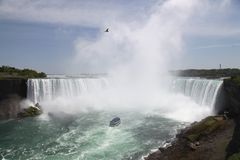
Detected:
left=105, top=28, right=109, bottom=32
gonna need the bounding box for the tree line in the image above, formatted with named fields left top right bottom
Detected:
left=171, top=68, right=240, bottom=78
left=0, top=65, right=46, bottom=78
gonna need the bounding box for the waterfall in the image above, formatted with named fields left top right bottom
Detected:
left=172, top=78, right=223, bottom=108
left=27, top=77, right=223, bottom=111
left=27, top=78, right=108, bottom=103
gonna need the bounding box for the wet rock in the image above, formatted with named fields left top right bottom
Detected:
left=35, top=103, right=42, bottom=109
left=214, top=115, right=225, bottom=121
left=184, top=116, right=224, bottom=142
left=195, top=141, right=200, bottom=146
left=158, top=147, right=165, bottom=153
left=208, top=139, right=214, bottom=143
left=17, top=106, right=42, bottom=118
left=189, top=142, right=197, bottom=151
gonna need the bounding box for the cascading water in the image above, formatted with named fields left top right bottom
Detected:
left=27, top=78, right=108, bottom=103
left=27, top=77, right=223, bottom=114
left=172, top=78, right=223, bottom=109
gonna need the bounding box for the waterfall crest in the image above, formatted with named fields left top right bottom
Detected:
left=172, top=78, right=223, bottom=108
left=27, top=78, right=108, bottom=103
left=27, top=77, right=223, bottom=111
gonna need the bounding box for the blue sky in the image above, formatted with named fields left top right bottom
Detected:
left=0, top=0, right=239, bottom=74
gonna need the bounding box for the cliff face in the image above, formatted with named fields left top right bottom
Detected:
left=224, top=79, right=240, bottom=159
left=223, top=79, right=240, bottom=117
left=0, top=79, right=27, bottom=119
left=0, top=79, right=27, bottom=101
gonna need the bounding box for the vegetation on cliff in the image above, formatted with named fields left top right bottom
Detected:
left=183, top=116, right=225, bottom=142
left=171, top=68, right=240, bottom=78
left=229, top=76, right=240, bottom=87
left=0, top=65, right=46, bottom=79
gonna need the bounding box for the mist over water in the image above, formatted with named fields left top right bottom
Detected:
left=27, top=77, right=222, bottom=122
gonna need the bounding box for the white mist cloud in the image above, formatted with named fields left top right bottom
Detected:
left=72, top=0, right=202, bottom=74
left=66, top=0, right=231, bottom=122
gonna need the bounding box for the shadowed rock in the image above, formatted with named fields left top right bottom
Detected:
left=17, top=106, right=42, bottom=118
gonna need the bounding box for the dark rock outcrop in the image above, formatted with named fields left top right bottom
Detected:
left=0, top=79, right=27, bottom=101
left=224, top=78, right=240, bottom=159
left=224, top=78, right=240, bottom=118
left=0, top=79, right=27, bottom=119
left=17, top=106, right=42, bottom=118
left=145, top=116, right=234, bottom=160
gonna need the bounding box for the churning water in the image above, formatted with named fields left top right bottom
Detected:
left=0, top=77, right=223, bottom=160
left=0, top=112, right=183, bottom=160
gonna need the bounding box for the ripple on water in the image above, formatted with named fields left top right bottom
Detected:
left=0, top=112, right=183, bottom=160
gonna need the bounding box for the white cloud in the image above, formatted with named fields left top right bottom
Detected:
left=0, top=0, right=111, bottom=27
left=0, top=0, right=238, bottom=38
left=184, top=0, right=240, bottom=38
left=0, top=0, right=156, bottom=28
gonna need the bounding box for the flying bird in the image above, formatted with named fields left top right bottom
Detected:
left=105, top=28, right=109, bottom=32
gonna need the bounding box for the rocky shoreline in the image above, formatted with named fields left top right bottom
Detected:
left=144, top=115, right=239, bottom=160
left=144, top=76, right=240, bottom=160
